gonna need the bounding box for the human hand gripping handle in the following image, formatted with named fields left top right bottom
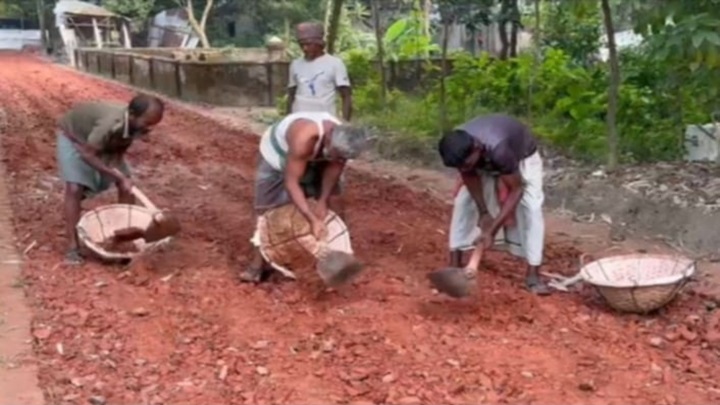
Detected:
left=110, top=169, right=157, bottom=212
left=311, top=216, right=328, bottom=241
left=464, top=245, right=484, bottom=277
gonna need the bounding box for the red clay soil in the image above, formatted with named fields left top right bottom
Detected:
left=0, top=54, right=718, bottom=405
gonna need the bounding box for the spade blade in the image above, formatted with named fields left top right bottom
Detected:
left=317, top=250, right=364, bottom=287
left=428, top=267, right=476, bottom=298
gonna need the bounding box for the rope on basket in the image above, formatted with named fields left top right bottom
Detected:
left=596, top=258, right=610, bottom=283
left=262, top=212, right=346, bottom=250
left=125, top=204, right=132, bottom=229
left=94, top=208, right=108, bottom=241
left=630, top=286, right=641, bottom=312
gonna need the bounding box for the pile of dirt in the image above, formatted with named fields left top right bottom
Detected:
left=97, top=238, right=139, bottom=254
left=1, top=54, right=719, bottom=405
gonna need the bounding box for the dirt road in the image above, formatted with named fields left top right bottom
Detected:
left=0, top=54, right=718, bottom=405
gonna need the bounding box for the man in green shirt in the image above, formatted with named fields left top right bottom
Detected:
left=56, top=94, right=165, bottom=264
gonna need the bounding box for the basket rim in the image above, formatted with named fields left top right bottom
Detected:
left=580, top=253, right=695, bottom=288
left=78, top=203, right=157, bottom=219
left=76, top=204, right=169, bottom=260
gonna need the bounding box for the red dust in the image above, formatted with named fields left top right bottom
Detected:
left=0, top=54, right=719, bottom=405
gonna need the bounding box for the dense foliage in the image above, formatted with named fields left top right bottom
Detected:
left=327, top=0, right=720, bottom=164
left=340, top=47, right=698, bottom=163
left=11, top=0, right=714, bottom=165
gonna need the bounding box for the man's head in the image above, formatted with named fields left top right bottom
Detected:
left=438, top=129, right=483, bottom=172
left=295, top=21, right=325, bottom=60
left=127, top=94, right=164, bottom=135
left=325, top=124, right=373, bottom=161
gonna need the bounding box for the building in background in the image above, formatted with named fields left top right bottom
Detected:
left=54, top=0, right=131, bottom=66
left=147, top=8, right=199, bottom=48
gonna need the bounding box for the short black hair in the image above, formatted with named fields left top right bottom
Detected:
left=438, top=129, right=474, bottom=168
left=128, top=94, right=164, bottom=117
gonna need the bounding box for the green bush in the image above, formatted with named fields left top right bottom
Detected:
left=340, top=46, right=713, bottom=164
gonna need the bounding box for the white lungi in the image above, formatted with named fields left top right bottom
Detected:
left=448, top=151, right=545, bottom=266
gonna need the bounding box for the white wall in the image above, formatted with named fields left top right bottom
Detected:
left=0, top=29, right=42, bottom=50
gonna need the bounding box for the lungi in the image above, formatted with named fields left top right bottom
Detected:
left=56, top=131, right=131, bottom=199
left=253, top=154, right=343, bottom=213
left=448, top=151, right=545, bottom=266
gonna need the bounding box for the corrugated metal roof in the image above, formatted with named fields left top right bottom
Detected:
left=54, top=0, right=121, bottom=18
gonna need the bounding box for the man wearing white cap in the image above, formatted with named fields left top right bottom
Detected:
left=286, top=21, right=352, bottom=121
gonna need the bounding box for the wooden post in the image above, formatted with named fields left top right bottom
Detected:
left=92, top=18, right=102, bottom=48
left=111, top=54, right=116, bottom=78
left=174, top=61, right=182, bottom=98
left=149, top=58, right=156, bottom=89
left=129, top=55, right=134, bottom=85
left=122, top=22, right=132, bottom=48
left=266, top=63, right=273, bottom=107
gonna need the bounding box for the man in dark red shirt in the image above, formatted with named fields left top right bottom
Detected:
left=438, top=114, right=550, bottom=295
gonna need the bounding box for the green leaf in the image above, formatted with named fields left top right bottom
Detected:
left=383, top=19, right=409, bottom=44
left=692, top=32, right=706, bottom=48
left=703, top=31, right=720, bottom=46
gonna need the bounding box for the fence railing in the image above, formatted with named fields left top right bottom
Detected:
left=74, top=48, right=456, bottom=108
left=75, top=48, right=290, bottom=107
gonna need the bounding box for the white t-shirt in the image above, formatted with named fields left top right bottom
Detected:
left=288, top=54, right=351, bottom=116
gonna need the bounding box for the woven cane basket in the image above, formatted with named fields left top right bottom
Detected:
left=257, top=203, right=353, bottom=276
left=579, top=253, right=695, bottom=313
left=77, top=204, right=173, bottom=261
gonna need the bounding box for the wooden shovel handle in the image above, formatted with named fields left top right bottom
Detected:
left=109, top=168, right=159, bottom=212
left=130, top=186, right=159, bottom=212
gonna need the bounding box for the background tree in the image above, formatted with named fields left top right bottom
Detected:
left=600, top=0, right=619, bottom=171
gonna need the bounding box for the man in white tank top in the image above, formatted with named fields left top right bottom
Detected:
left=286, top=22, right=352, bottom=120
left=241, top=111, right=372, bottom=283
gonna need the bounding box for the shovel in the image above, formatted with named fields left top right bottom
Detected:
left=110, top=186, right=181, bottom=244
left=315, top=241, right=364, bottom=287
left=428, top=247, right=483, bottom=298
left=428, top=267, right=477, bottom=298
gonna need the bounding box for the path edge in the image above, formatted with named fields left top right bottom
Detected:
left=0, top=104, right=45, bottom=404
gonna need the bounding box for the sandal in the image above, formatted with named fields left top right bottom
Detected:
left=525, top=275, right=552, bottom=296
left=64, top=249, right=84, bottom=265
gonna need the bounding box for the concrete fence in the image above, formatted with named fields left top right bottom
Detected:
left=74, top=48, right=455, bottom=108
left=75, top=48, right=289, bottom=107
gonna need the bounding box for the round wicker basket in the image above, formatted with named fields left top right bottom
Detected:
left=579, top=253, right=695, bottom=313
left=77, top=204, right=173, bottom=261
left=256, top=203, right=353, bottom=278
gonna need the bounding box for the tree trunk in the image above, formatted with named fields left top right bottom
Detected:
left=498, top=0, right=510, bottom=59
left=324, top=0, right=333, bottom=42
left=509, top=0, right=520, bottom=57
left=36, top=0, right=47, bottom=53
left=439, top=19, right=451, bottom=132
left=186, top=0, right=213, bottom=48
left=498, top=24, right=509, bottom=58
left=326, top=0, right=345, bottom=54
left=600, top=0, right=620, bottom=171
left=527, top=0, right=542, bottom=119
left=509, top=24, right=518, bottom=57
left=533, top=0, right=541, bottom=47
left=371, top=0, right=387, bottom=107
left=422, top=0, right=432, bottom=38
